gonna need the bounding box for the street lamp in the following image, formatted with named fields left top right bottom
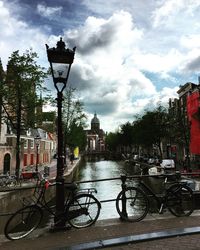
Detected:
left=34, top=135, right=41, bottom=172
left=46, top=38, right=76, bottom=229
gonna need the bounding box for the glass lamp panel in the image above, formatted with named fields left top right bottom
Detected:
left=52, top=62, right=69, bottom=81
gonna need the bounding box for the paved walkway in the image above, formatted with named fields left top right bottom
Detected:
left=1, top=211, right=200, bottom=250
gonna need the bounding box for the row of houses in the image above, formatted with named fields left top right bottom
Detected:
left=0, top=115, right=56, bottom=175
left=0, top=111, right=106, bottom=175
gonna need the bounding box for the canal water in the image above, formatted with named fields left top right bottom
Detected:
left=73, top=159, right=155, bottom=220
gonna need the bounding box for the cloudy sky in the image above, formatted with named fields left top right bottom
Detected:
left=1, top=0, right=200, bottom=132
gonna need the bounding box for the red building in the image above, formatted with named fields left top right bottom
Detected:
left=187, top=90, right=200, bottom=155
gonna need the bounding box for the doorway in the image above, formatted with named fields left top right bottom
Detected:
left=3, top=153, right=11, bottom=174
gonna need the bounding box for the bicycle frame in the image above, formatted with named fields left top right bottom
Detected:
left=137, top=173, right=185, bottom=214
left=138, top=180, right=165, bottom=213
left=25, top=179, right=99, bottom=221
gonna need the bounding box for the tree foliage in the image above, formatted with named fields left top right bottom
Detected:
left=62, top=87, right=87, bottom=151
left=1, top=50, right=47, bottom=177
left=105, top=132, right=121, bottom=151
left=120, top=122, right=134, bottom=147
left=133, top=105, right=169, bottom=157
left=0, top=59, right=5, bottom=127
left=3, top=50, right=47, bottom=131
left=168, top=99, right=190, bottom=167
left=106, top=105, right=169, bottom=157
left=67, top=122, right=87, bottom=151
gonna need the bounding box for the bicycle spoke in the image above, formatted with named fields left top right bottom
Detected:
left=5, top=205, right=43, bottom=240
left=167, top=184, right=194, bottom=217
left=116, top=187, right=149, bottom=222
left=67, top=194, right=100, bottom=228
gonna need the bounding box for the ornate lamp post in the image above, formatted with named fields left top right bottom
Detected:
left=34, top=135, right=41, bottom=172
left=46, top=38, right=76, bottom=228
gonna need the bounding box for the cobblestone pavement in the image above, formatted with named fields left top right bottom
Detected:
left=1, top=211, right=200, bottom=250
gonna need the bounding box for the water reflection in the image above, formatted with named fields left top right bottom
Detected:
left=74, top=160, right=136, bottom=220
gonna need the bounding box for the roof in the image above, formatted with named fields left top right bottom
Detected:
left=91, top=113, right=100, bottom=124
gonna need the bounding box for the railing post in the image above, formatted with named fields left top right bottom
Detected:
left=121, top=175, right=128, bottom=219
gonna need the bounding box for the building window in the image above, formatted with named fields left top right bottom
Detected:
left=30, top=140, right=34, bottom=149
left=23, top=139, right=28, bottom=149
left=23, top=154, right=28, bottom=167
left=44, top=141, right=50, bottom=150
left=30, top=154, right=34, bottom=165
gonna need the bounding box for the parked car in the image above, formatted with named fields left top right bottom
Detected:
left=160, top=159, right=175, bottom=169
left=148, top=159, right=175, bottom=175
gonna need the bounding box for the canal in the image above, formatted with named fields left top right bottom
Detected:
left=0, top=159, right=162, bottom=235
left=73, top=159, right=151, bottom=220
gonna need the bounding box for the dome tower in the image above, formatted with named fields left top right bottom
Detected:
left=91, top=113, right=100, bottom=132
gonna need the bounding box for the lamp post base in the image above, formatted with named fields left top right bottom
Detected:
left=49, top=224, right=71, bottom=233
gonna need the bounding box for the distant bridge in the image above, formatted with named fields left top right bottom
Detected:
left=83, top=150, right=122, bottom=160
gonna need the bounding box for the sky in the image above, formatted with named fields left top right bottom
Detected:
left=1, top=0, right=200, bottom=133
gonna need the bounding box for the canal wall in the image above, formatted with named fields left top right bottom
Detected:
left=0, top=158, right=82, bottom=234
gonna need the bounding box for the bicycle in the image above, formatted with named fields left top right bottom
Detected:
left=116, top=171, right=194, bottom=222
left=0, top=173, right=18, bottom=187
left=4, top=176, right=101, bottom=240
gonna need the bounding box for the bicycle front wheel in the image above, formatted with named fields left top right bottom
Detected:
left=66, top=193, right=101, bottom=228
left=116, top=187, right=149, bottom=222
left=166, top=184, right=194, bottom=217
left=4, top=205, right=43, bottom=240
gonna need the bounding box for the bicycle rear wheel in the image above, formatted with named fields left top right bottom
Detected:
left=66, top=193, right=101, bottom=228
left=4, top=205, right=43, bottom=240
left=166, top=184, right=194, bottom=217
left=116, top=187, right=149, bottom=222
left=6, top=179, right=17, bottom=187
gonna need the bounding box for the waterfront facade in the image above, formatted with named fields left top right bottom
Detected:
left=85, top=113, right=105, bottom=152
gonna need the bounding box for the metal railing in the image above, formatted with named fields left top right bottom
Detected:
left=0, top=174, right=140, bottom=218
left=0, top=171, right=197, bottom=218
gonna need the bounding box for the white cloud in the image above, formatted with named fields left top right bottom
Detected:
left=37, top=4, right=63, bottom=19
left=61, top=12, right=157, bottom=122
left=0, top=1, right=48, bottom=70
left=48, top=8, right=199, bottom=131
left=1, top=0, right=200, bottom=132
left=132, top=49, right=183, bottom=76
left=152, top=0, right=200, bottom=28
left=180, top=35, right=200, bottom=50
left=152, top=0, right=184, bottom=28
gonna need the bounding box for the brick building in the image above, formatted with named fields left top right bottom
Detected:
left=0, top=110, right=56, bottom=175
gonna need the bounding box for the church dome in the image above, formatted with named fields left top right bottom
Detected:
left=91, top=113, right=100, bottom=124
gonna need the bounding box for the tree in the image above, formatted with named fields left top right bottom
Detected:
left=119, top=122, right=134, bottom=153
left=2, top=50, right=47, bottom=177
left=62, top=87, right=87, bottom=153
left=105, top=132, right=121, bottom=152
left=105, top=105, right=169, bottom=157
left=0, top=59, right=5, bottom=134
left=67, top=122, right=87, bottom=151
left=133, top=105, right=169, bottom=157
left=168, top=100, right=190, bottom=168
